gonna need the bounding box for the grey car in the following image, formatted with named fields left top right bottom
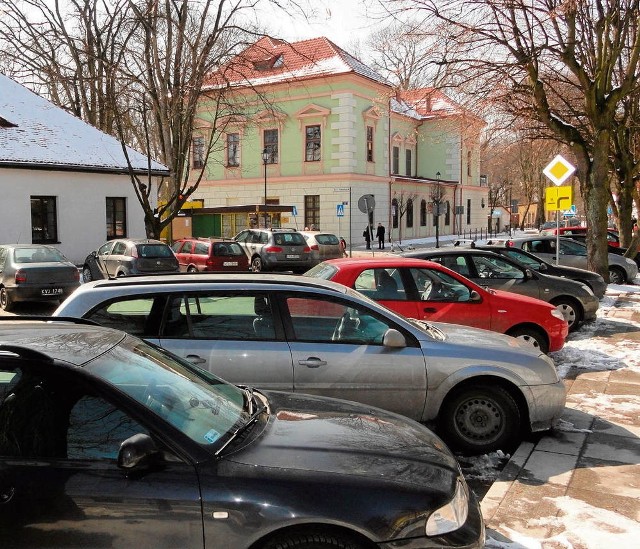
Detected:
left=234, top=228, right=313, bottom=273
left=486, top=235, right=638, bottom=284
left=402, top=248, right=599, bottom=332
left=82, top=238, right=179, bottom=281
left=54, top=274, right=567, bottom=454
left=0, top=244, right=80, bottom=311
left=300, top=231, right=343, bottom=264
left=467, top=243, right=607, bottom=299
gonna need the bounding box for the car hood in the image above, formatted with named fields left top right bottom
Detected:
left=424, top=320, right=544, bottom=356
left=221, top=390, right=459, bottom=490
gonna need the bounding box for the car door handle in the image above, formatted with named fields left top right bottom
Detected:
left=298, top=357, right=327, bottom=368
left=422, top=307, right=437, bottom=313
left=185, top=354, right=206, bottom=365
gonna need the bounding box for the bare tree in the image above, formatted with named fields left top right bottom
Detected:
left=385, top=0, right=640, bottom=281
left=392, top=189, right=418, bottom=244
left=0, top=0, right=307, bottom=239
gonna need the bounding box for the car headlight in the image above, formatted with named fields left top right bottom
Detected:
left=426, top=477, right=469, bottom=536
left=551, top=307, right=566, bottom=321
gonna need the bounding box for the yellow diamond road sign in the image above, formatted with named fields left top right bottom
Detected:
left=543, top=154, right=576, bottom=186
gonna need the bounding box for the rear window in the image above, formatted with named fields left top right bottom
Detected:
left=315, top=234, right=339, bottom=245
left=13, top=247, right=66, bottom=263
left=136, top=244, right=174, bottom=258
left=273, top=233, right=306, bottom=246
left=213, top=242, right=245, bottom=256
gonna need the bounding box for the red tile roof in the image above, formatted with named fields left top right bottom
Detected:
left=205, top=36, right=388, bottom=89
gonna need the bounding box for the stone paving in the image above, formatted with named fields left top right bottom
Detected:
left=481, top=290, right=640, bottom=543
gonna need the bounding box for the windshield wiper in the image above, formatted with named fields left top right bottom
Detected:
left=214, top=401, right=266, bottom=456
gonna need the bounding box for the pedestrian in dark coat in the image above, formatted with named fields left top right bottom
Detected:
left=363, top=226, right=371, bottom=249
left=376, top=223, right=386, bottom=249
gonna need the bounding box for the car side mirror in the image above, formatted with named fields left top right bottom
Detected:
left=469, top=290, right=481, bottom=302
left=538, top=263, right=547, bottom=271
left=118, top=433, right=160, bottom=472
left=524, top=268, right=535, bottom=280
left=383, top=328, right=406, bottom=348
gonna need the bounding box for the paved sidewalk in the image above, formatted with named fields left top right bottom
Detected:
left=481, top=291, right=640, bottom=545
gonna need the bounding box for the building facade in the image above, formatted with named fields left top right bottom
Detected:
left=0, top=74, right=168, bottom=265
left=188, top=37, right=488, bottom=246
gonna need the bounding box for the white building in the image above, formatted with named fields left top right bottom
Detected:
left=0, top=74, right=168, bottom=264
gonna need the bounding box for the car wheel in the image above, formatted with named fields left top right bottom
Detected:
left=261, top=532, right=363, bottom=549
left=251, top=256, right=263, bottom=272
left=507, top=326, right=549, bottom=354
left=550, top=297, right=582, bottom=332
left=609, top=266, right=626, bottom=285
left=82, top=265, right=92, bottom=283
left=439, top=384, right=521, bottom=455
left=0, top=287, right=14, bottom=312
left=187, top=265, right=198, bottom=273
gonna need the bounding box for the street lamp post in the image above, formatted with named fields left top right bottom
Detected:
left=434, top=171, right=441, bottom=248
left=261, top=148, right=269, bottom=228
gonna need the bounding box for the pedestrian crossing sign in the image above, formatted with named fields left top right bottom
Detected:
left=336, top=204, right=345, bottom=217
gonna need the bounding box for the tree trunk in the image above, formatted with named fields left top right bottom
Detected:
left=582, top=133, right=612, bottom=281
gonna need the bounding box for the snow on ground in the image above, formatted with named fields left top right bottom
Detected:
left=482, top=278, right=640, bottom=548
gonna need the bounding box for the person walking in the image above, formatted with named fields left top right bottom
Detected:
left=376, top=223, right=386, bottom=249
left=363, top=226, right=371, bottom=249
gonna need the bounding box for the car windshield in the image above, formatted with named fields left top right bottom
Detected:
left=13, top=247, right=67, bottom=263
left=85, top=335, right=248, bottom=447
left=304, top=262, right=338, bottom=279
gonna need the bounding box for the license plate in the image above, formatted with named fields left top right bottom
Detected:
left=42, top=288, right=63, bottom=296
left=223, top=261, right=238, bottom=267
left=286, top=254, right=300, bottom=259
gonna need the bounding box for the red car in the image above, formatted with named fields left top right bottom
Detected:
left=171, top=238, right=249, bottom=272
left=305, top=257, right=568, bottom=353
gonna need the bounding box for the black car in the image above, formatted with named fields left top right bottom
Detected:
left=0, top=319, right=484, bottom=549
left=401, top=247, right=600, bottom=332
left=0, top=244, right=80, bottom=311
left=82, top=238, right=179, bottom=281
left=465, top=242, right=607, bottom=298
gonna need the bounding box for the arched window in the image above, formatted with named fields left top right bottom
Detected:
left=392, top=198, right=399, bottom=228
left=420, top=199, right=427, bottom=226
left=406, top=199, right=414, bottom=228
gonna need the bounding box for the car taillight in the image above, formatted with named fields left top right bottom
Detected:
left=15, top=269, right=27, bottom=284
left=73, top=269, right=80, bottom=282
left=309, top=244, right=319, bottom=250
left=506, top=241, right=514, bottom=247
left=264, top=246, right=283, bottom=253
left=303, top=246, right=311, bottom=252
left=131, top=247, right=139, bottom=258
left=206, top=258, right=216, bottom=267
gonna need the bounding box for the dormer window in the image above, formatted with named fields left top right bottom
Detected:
left=253, top=54, right=284, bottom=71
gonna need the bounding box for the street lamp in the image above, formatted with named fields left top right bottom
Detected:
left=261, top=148, right=269, bottom=228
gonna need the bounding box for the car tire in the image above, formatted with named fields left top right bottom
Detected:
left=507, top=325, right=549, bottom=354
left=0, top=287, right=14, bottom=312
left=82, top=266, right=92, bottom=283
left=439, top=384, right=522, bottom=455
left=261, top=532, right=363, bottom=549
left=251, top=256, right=263, bottom=272
left=187, top=265, right=198, bottom=273
left=550, top=297, right=582, bottom=332
left=609, top=266, right=626, bottom=285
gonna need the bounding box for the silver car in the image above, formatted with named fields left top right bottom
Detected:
left=234, top=228, right=313, bottom=273
left=300, top=231, right=343, bottom=265
left=488, top=235, right=638, bottom=284
left=54, top=274, right=566, bottom=455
